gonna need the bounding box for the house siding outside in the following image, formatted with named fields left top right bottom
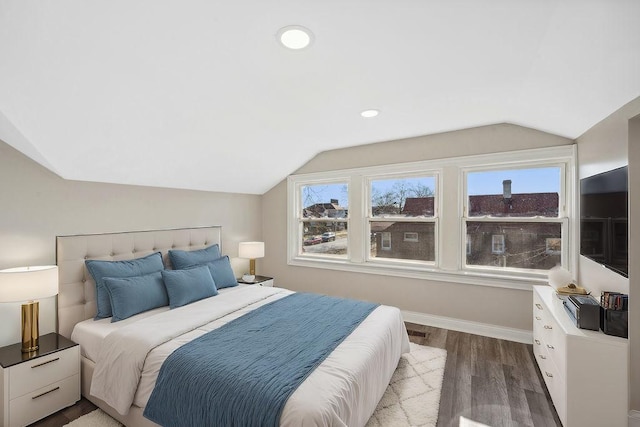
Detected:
left=375, top=194, right=561, bottom=269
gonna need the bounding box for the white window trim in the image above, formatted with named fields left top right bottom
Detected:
left=460, top=155, right=575, bottom=275
left=287, top=145, right=577, bottom=290
left=364, top=171, right=440, bottom=266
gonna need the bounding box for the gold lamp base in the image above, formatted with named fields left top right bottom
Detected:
left=21, top=301, right=39, bottom=353
left=249, top=259, right=256, bottom=276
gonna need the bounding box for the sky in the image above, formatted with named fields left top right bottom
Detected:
left=303, top=167, right=561, bottom=208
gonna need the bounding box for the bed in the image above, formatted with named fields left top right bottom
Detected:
left=56, top=227, right=410, bottom=427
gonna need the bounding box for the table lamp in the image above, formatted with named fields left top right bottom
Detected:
left=0, top=265, right=59, bottom=352
left=238, top=242, right=265, bottom=281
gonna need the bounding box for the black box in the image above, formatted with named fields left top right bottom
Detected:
left=600, top=307, right=628, bottom=338
left=563, top=295, right=600, bottom=330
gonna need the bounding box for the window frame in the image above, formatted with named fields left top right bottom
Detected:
left=293, top=177, right=350, bottom=260
left=287, top=145, right=577, bottom=290
left=461, top=159, right=572, bottom=277
left=364, top=171, right=440, bottom=267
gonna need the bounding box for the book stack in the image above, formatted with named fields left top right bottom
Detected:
left=600, top=291, right=628, bottom=338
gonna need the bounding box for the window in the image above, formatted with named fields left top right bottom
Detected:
left=368, top=175, right=437, bottom=263
left=464, top=166, right=566, bottom=272
left=404, top=232, right=419, bottom=242
left=491, top=235, right=505, bottom=254
left=288, top=145, right=575, bottom=288
left=381, top=232, right=391, bottom=250
left=298, top=182, right=348, bottom=258
left=546, top=238, right=561, bottom=255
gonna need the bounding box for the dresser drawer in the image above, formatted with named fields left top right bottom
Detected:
left=544, top=319, right=566, bottom=373
left=9, top=346, right=79, bottom=399
left=9, top=373, right=80, bottom=427
left=533, top=335, right=550, bottom=368
left=539, top=357, right=566, bottom=425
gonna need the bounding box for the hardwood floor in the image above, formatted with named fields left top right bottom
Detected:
left=30, top=397, right=97, bottom=427
left=406, top=323, right=561, bottom=427
left=30, top=324, right=561, bottom=427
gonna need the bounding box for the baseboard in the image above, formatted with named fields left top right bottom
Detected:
left=629, top=410, right=640, bottom=427
left=402, top=310, right=532, bottom=344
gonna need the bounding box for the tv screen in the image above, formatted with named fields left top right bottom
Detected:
left=580, top=166, right=628, bottom=277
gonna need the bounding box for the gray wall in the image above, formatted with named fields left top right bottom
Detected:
left=575, top=95, right=640, bottom=420
left=0, top=140, right=262, bottom=347
left=630, top=114, right=640, bottom=424
left=262, top=123, right=573, bottom=332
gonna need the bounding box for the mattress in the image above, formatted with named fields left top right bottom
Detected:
left=72, top=285, right=410, bottom=427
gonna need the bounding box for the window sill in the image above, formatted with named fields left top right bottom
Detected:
left=288, top=256, right=547, bottom=291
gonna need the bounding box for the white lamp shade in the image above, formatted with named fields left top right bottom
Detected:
left=238, top=242, right=265, bottom=259
left=0, top=265, right=59, bottom=302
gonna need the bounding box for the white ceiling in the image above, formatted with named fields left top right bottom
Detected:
left=1, top=1, right=639, bottom=194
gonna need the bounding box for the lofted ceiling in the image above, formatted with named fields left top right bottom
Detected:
left=0, top=1, right=639, bottom=194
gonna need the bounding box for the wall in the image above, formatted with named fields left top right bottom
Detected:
left=0, top=140, right=262, bottom=347
left=576, top=97, right=639, bottom=296
left=630, top=114, right=640, bottom=425
left=575, top=95, right=640, bottom=423
left=262, top=123, right=573, bottom=334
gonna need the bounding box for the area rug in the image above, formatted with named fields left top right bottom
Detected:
left=63, top=407, right=122, bottom=427
left=366, top=342, right=447, bottom=427
left=65, top=342, right=446, bottom=427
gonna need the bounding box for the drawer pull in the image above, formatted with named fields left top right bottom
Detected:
left=544, top=325, right=553, bottom=329
left=535, top=303, right=543, bottom=310
left=32, top=386, right=60, bottom=400
left=547, top=344, right=555, bottom=350
left=545, top=371, right=553, bottom=378
left=535, top=316, right=541, bottom=320
left=31, top=357, right=60, bottom=369
left=534, top=339, right=541, bottom=345
left=539, top=354, right=546, bottom=359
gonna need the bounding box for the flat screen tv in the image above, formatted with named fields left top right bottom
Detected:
left=580, top=166, right=628, bottom=277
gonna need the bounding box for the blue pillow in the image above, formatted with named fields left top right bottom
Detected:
left=162, top=265, right=218, bottom=309
left=85, top=252, right=164, bottom=319
left=168, top=244, right=221, bottom=270
left=202, top=256, right=238, bottom=289
left=103, top=272, right=169, bottom=322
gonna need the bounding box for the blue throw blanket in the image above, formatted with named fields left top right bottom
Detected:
left=143, top=292, right=379, bottom=427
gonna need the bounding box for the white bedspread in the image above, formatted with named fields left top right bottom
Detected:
left=79, top=285, right=410, bottom=426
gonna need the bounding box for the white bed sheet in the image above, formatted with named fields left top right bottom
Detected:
left=72, top=285, right=410, bottom=427
left=71, top=285, right=242, bottom=362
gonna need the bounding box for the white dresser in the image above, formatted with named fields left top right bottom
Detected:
left=532, top=286, right=628, bottom=427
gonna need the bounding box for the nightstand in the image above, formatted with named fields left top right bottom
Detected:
left=0, top=333, right=80, bottom=427
left=237, top=275, right=274, bottom=287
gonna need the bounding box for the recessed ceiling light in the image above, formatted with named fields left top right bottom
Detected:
left=277, top=26, right=313, bottom=50
left=361, top=109, right=379, bottom=118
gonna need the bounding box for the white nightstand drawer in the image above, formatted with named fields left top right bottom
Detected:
left=9, top=373, right=80, bottom=427
left=9, top=346, right=79, bottom=399
left=258, top=279, right=274, bottom=287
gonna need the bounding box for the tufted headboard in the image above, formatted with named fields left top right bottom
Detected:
left=56, top=226, right=222, bottom=339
